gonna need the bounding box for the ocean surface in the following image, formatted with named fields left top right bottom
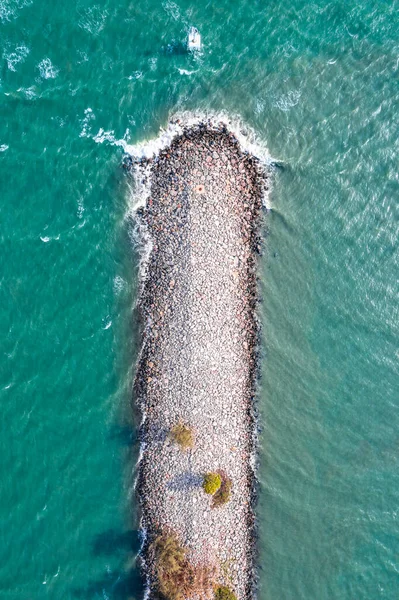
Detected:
left=1, top=1, right=398, bottom=598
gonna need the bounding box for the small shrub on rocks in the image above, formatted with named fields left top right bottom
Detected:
left=150, top=531, right=192, bottom=600
left=170, top=422, right=194, bottom=450
left=150, top=530, right=216, bottom=600
left=214, top=585, right=237, bottom=600
left=202, top=472, right=222, bottom=495
left=212, top=472, right=232, bottom=507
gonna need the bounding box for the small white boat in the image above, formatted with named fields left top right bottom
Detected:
left=188, top=27, right=201, bottom=51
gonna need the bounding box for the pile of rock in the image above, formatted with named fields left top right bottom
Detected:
left=132, top=122, right=266, bottom=600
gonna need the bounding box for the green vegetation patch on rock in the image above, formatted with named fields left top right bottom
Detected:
left=214, top=585, right=238, bottom=600
left=169, top=422, right=194, bottom=451
left=202, top=472, right=222, bottom=495
left=150, top=530, right=216, bottom=600
left=212, top=472, right=232, bottom=507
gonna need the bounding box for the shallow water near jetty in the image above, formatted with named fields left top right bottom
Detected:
left=1, top=1, right=398, bottom=599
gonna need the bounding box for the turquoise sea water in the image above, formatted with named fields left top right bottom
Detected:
left=1, top=1, right=398, bottom=598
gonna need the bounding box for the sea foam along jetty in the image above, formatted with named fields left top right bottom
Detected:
left=130, top=119, right=267, bottom=600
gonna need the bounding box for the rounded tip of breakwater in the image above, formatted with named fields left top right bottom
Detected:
left=130, top=111, right=267, bottom=600
left=123, top=112, right=271, bottom=213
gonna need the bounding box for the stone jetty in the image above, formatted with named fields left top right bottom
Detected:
left=132, top=121, right=266, bottom=600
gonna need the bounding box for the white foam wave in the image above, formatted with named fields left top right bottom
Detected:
left=76, top=197, right=85, bottom=219
left=79, top=107, right=95, bottom=138
left=89, top=112, right=276, bottom=212
left=178, top=68, right=197, bottom=75
left=127, top=111, right=271, bottom=165
left=274, top=89, right=301, bottom=112
left=102, top=316, right=112, bottom=330
left=77, top=50, right=89, bottom=64
left=149, top=57, right=157, bottom=71
left=162, top=0, right=180, bottom=21
left=37, top=58, right=59, bottom=79
left=92, top=126, right=132, bottom=154
left=78, top=5, right=108, bottom=35
left=128, top=70, right=143, bottom=81
left=113, top=275, right=126, bottom=295
left=90, top=111, right=273, bottom=167
left=125, top=111, right=274, bottom=210
left=2, top=43, right=29, bottom=71
left=0, top=0, right=32, bottom=21
left=0, top=144, right=9, bottom=152
left=40, top=234, right=60, bottom=243
left=16, top=85, right=36, bottom=99
left=93, top=128, right=118, bottom=145
left=127, top=208, right=154, bottom=291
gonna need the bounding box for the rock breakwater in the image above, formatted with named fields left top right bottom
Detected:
left=131, top=121, right=267, bottom=600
